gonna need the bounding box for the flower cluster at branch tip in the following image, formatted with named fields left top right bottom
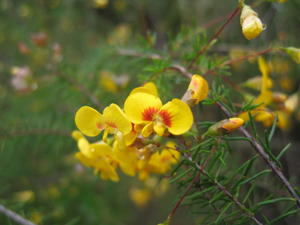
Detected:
left=240, top=4, right=264, bottom=40
left=73, top=79, right=209, bottom=182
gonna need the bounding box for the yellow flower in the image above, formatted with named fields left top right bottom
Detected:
left=240, top=5, right=264, bottom=40
left=75, top=137, right=119, bottom=182
left=182, top=74, right=209, bottom=106
left=124, top=84, right=193, bottom=136
left=113, top=139, right=138, bottom=176
left=14, top=190, right=35, bottom=203
left=75, top=104, right=131, bottom=138
left=99, top=70, right=130, bottom=93
left=242, top=76, right=273, bottom=91
left=130, top=187, right=151, bottom=207
left=94, top=0, right=109, bottom=8
left=147, top=142, right=180, bottom=174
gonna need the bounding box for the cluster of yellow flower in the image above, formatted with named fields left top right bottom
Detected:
left=72, top=75, right=208, bottom=182
left=239, top=57, right=299, bottom=130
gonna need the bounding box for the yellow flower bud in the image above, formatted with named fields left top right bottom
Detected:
left=240, top=5, right=264, bottom=40
left=281, top=47, right=300, bottom=64
left=182, top=74, right=209, bottom=107
left=222, top=118, right=245, bottom=131
left=205, top=118, right=244, bottom=137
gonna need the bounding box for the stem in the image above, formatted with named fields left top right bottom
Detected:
left=188, top=6, right=242, bottom=69
left=215, top=101, right=300, bottom=209
left=182, top=153, right=264, bottom=225
left=204, top=48, right=273, bottom=77
left=168, top=146, right=214, bottom=223
left=0, top=204, right=36, bottom=225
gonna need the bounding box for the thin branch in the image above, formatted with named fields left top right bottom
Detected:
left=117, top=48, right=162, bottom=60
left=164, top=65, right=192, bottom=79
left=188, top=6, right=242, bottom=69
left=182, top=152, right=265, bottom=225
left=215, top=101, right=300, bottom=209
left=0, top=204, right=37, bottom=225
left=168, top=146, right=214, bottom=223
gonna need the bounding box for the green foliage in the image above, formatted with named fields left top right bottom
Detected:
left=1, top=0, right=300, bottom=225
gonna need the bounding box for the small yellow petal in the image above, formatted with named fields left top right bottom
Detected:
left=160, top=99, right=193, bottom=135
left=71, top=130, right=84, bottom=141
left=103, top=103, right=132, bottom=134
left=141, top=123, right=154, bottom=137
left=124, top=92, right=162, bottom=124
left=129, top=82, right=158, bottom=96
left=75, top=106, right=104, bottom=137
left=153, top=123, right=166, bottom=136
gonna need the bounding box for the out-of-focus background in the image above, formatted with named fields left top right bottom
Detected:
left=0, top=0, right=300, bottom=224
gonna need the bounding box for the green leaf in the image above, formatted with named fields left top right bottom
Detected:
left=257, top=197, right=295, bottom=207
left=239, top=169, right=271, bottom=186
left=268, top=116, right=278, bottom=143
left=215, top=202, right=233, bottom=224
left=276, top=143, right=292, bottom=160
left=169, top=167, right=193, bottom=184
left=269, top=209, right=298, bottom=224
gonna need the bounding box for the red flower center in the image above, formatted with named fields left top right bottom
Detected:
left=142, top=107, right=172, bottom=127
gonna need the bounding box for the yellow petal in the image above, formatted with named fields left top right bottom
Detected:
left=130, top=82, right=158, bottom=96
left=160, top=99, right=193, bottom=135
left=78, top=138, right=94, bottom=158
left=103, top=103, right=132, bottom=134
left=124, top=92, right=162, bottom=124
left=141, top=122, right=154, bottom=137
left=75, top=106, right=104, bottom=137
left=153, top=123, right=166, bottom=136
left=71, top=130, right=84, bottom=141
left=89, top=142, right=114, bottom=158
left=124, top=130, right=138, bottom=146
left=187, top=74, right=209, bottom=104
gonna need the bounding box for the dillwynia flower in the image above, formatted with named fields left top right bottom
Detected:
left=75, top=103, right=131, bottom=140
left=72, top=131, right=119, bottom=182
left=124, top=83, right=193, bottom=137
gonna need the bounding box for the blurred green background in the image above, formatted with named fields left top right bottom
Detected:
left=0, top=0, right=300, bottom=224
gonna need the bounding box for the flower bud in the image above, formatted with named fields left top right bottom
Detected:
left=205, top=118, right=244, bottom=137
left=240, top=5, right=264, bottom=40
left=284, top=93, right=298, bottom=113
left=281, top=47, right=300, bottom=64
left=182, top=74, right=209, bottom=107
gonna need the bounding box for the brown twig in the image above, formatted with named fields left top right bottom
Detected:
left=188, top=6, right=242, bottom=69
left=0, top=204, right=37, bottom=225
left=215, top=101, right=300, bottom=209
left=164, top=65, right=192, bottom=79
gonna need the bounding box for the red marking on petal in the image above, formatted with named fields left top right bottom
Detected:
left=192, top=80, right=199, bottom=88
left=158, top=110, right=172, bottom=127
left=106, top=121, right=117, bottom=128
left=142, top=107, right=159, bottom=121
left=97, top=123, right=105, bottom=130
